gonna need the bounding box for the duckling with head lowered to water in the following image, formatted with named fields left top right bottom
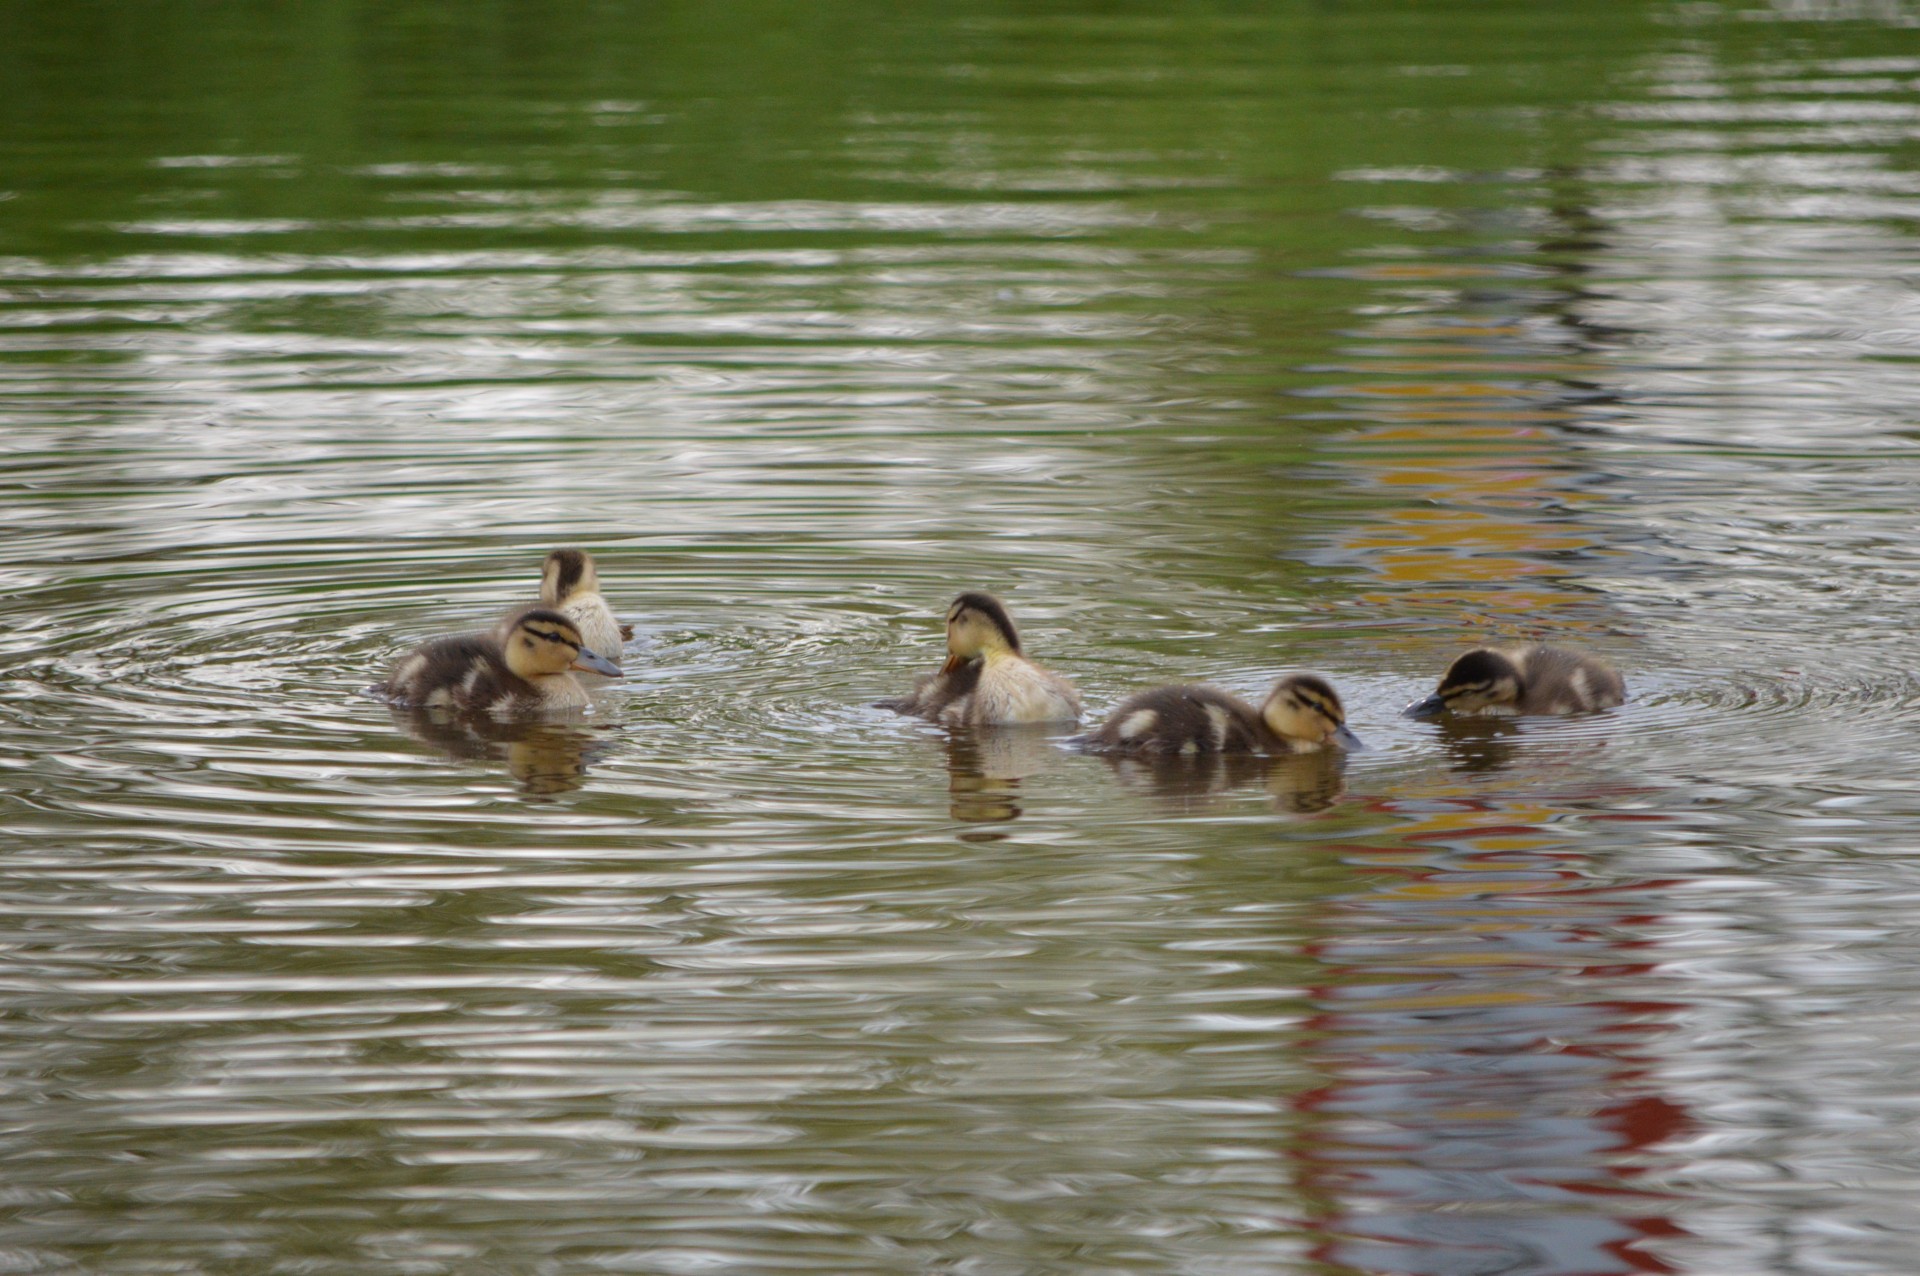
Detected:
left=880, top=592, right=1082, bottom=726
left=379, top=609, right=622, bottom=717
left=1084, top=674, right=1362, bottom=755
left=1404, top=644, right=1624, bottom=719
left=531, top=549, right=631, bottom=674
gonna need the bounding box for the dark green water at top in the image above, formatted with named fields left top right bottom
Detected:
left=6, top=2, right=1920, bottom=1273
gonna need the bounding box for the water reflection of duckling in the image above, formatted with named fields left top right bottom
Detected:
left=1098, top=750, right=1271, bottom=809
left=1431, top=715, right=1523, bottom=775
left=378, top=609, right=622, bottom=716
left=880, top=592, right=1082, bottom=726
left=391, top=710, right=611, bottom=796
left=1098, top=747, right=1347, bottom=815
left=1082, top=674, right=1362, bottom=756
left=533, top=549, right=631, bottom=674
left=1404, top=645, right=1624, bottom=719
left=1265, top=753, right=1348, bottom=814
left=943, top=726, right=1064, bottom=826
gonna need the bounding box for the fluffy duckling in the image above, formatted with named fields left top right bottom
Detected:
left=881, top=592, right=1082, bottom=726
left=1084, top=674, right=1362, bottom=755
left=535, top=549, right=630, bottom=674
left=380, top=609, right=622, bottom=717
left=1404, top=644, right=1624, bottom=719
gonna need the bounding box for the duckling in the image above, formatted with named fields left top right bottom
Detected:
left=379, top=609, right=622, bottom=717
left=1083, top=674, right=1362, bottom=755
left=534, top=549, right=630, bottom=674
left=880, top=592, right=1082, bottom=726
left=1404, top=644, right=1624, bottom=719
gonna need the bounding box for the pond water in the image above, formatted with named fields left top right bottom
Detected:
left=6, top=2, right=1920, bottom=1272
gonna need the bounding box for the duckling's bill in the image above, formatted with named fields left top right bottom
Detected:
left=572, top=647, right=623, bottom=677
left=1402, top=694, right=1445, bottom=721
left=1333, top=722, right=1365, bottom=750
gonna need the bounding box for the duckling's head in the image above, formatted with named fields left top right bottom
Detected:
left=1404, top=648, right=1521, bottom=719
left=503, top=609, right=623, bottom=680
left=1260, top=674, right=1363, bottom=751
left=540, top=550, right=601, bottom=608
left=943, top=592, right=1022, bottom=672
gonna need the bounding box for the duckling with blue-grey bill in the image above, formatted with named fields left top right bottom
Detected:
left=1405, top=644, right=1624, bottom=719
left=380, top=608, right=622, bottom=718
left=1082, top=673, right=1362, bottom=755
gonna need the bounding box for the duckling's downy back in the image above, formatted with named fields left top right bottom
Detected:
left=1506, top=644, right=1625, bottom=715
left=1085, top=685, right=1269, bottom=755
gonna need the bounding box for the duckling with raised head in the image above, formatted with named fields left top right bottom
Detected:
left=1404, top=644, right=1624, bottom=719
left=881, top=592, right=1082, bottom=726
left=535, top=549, right=630, bottom=674
left=379, top=609, right=622, bottom=717
left=1085, top=674, right=1362, bottom=755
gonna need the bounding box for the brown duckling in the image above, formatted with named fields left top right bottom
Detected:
left=379, top=609, right=622, bottom=717
left=1404, top=644, right=1624, bottom=719
left=880, top=592, right=1082, bottom=726
left=1083, top=673, right=1361, bottom=755
left=533, top=549, right=630, bottom=674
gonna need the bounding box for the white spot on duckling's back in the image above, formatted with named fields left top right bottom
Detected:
left=1202, top=702, right=1233, bottom=750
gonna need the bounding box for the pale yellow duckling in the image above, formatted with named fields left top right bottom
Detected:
left=1404, top=644, right=1624, bottom=719
left=882, top=592, right=1082, bottom=726
left=1084, top=674, right=1361, bottom=755
left=535, top=549, right=629, bottom=675
left=379, top=609, right=622, bottom=717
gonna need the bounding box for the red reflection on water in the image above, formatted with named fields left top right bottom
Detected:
left=1287, top=796, right=1692, bottom=1276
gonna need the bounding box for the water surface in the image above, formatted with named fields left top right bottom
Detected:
left=5, top=3, right=1920, bottom=1273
